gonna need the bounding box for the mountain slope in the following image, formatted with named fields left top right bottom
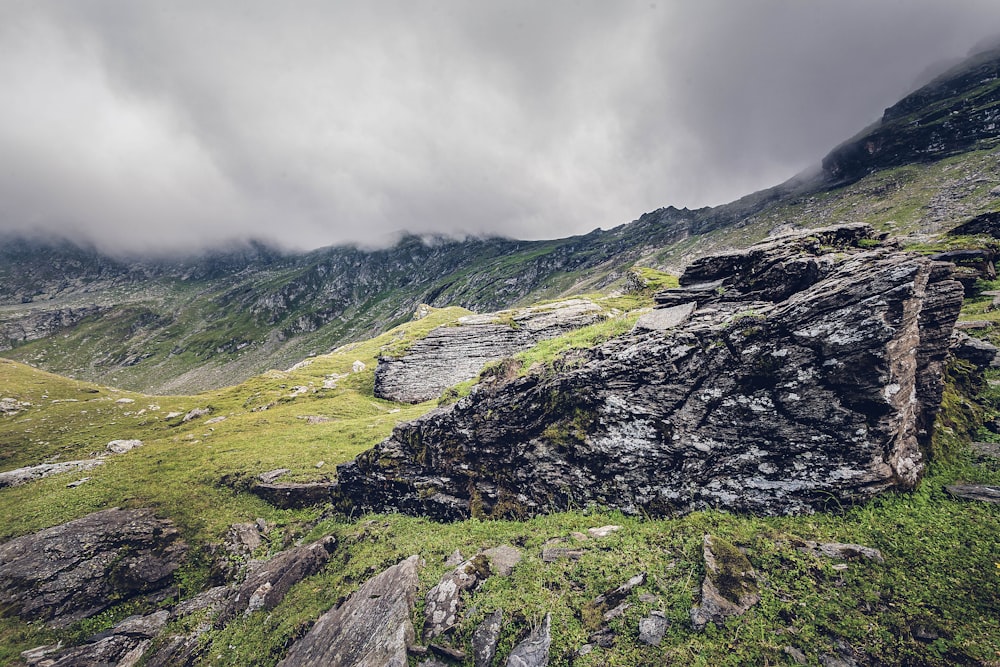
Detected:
left=4, top=46, right=1000, bottom=394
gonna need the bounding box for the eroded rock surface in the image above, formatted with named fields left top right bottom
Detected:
left=335, top=225, right=964, bottom=518
left=691, top=534, right=760, bottom=630
left=374, top=298, right=605, bottom=403
left=0, top=508, right=187, bottom=627
left=277, top=555, right=421, bottom=667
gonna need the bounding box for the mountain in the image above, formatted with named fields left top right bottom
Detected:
left=4, top=46, right=1000, bottom=395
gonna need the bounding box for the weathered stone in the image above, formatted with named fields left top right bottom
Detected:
left=444, top=549, right=465, bottom=566
left=951, top=332, right=1000, bottom=368
left=945, top=483, right=1000, bottom=503
left=797, top=540, right=884, bottom=563
left=473, top=610, right=503, bottom=667
left=23, top=610, right=168, bottom=666
left=971, top=441, right=1000, bottom=459
left=374, top=299, right=606, bottom=404
left=482, top=545, right=522, bottom=576
left=691, top=534, right=759, bottom=630
left=931, top=249, right=996, bottom=293
left=541, top=548, right=584, bottom=563
left=277, top=555, right=421, bottom=667
left=423, top=555, right=486, bottom=641
left=251, top=480, right=337, bottom=508
left=586, top=525, right=621, bottom=539
left=218, top=535, right=336, bottom=624
left=0, top=397, right=31, bottom=416
left=0, top=458, right=104, bottom=488
left=429, top=643, right=467, bottom=661
left=0, top=508, right=187, bottom=627
left=181, top=407, right=211, bottom=422
left=638, top=611, right=669, bottom=646
left=506, top=614, right=551, bottom=667
left=107, top=439, right=143, bottom=454
left=784, top=646, right=809, bottom=665
left=334, top=225, right=964, bottom=519
left=633, top=302, right=697, bottom=332
left=258, top=468, right=291, bottom=483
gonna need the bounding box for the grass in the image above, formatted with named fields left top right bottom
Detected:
left=1, top=273, right=999, bottom=666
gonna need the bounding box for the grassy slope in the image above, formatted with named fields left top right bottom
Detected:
left=1, top=274, right=999, bottom=666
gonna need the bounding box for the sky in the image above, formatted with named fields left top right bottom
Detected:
left=2, top=1, right=1000, bottom=256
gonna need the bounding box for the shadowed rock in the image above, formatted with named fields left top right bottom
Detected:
left=0, top=508, right=187, bottom=627
left=473, top=610, right=503, bottom=667
left=277, top=555, right=421, bottom=667
left=506, top=614, right=551, bottom=667
left=22, top=610, right=168, bottom=667
left=946, top=483, right=1000, bottom=503
left=334, top=225, right=964, bottom=519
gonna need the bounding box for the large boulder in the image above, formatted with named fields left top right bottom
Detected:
left=0, top=508, right=187, bottom=627
left=334, top=225, right=964, bottom=518
left=374, top=299, right=605, bottom=404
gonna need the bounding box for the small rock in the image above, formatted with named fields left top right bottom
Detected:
left=602, top=602, right=630, bottom=622
left=472, top=610, right=503, bottom=667
left=115, top=398, right=135, bottom=404
left=429, top=643, right=466, bottom=661
left=352, top=360, right=366, bottom=373
left=797, top=540, right=884, bottom=563
left=0, top=459, right=104, bottom=488
left=444, top=549, right=465, bottom=567
left=690, top=534, right=760, bottom=630
left=315, top=461, right=325, bottom=468
left=587, top=627, right=616, bottom=648
left=638, top=593, right=657, bottom=603
left=911, top=624, right=940, bottom=642
left=66, top=477, right=90, bottom=487
left=570, top=531, right=589, bottom=541
left=506, top=614, right=551, bottom=667
left=541, top=548, right=584, bottom=562
left=423, top=554, right=489, bottom=641
left=165, top=411, right=182, bottom=419
left=204, top=416, right=227, bottom=425
left=107, top=439, right=143, bottom=454
left=638, top=611, right=668, bottom=646
left=482, top=545, right=522, bottom=576
left=586, top=525, right=622, bottom=539
left=303, top=415, right=332, bottom=424
left=633, top=302, right=697, bottom=332
left=946, top=483, right=1000, bottom=503
left=576, top=644, right=593, bottom=656
left=182, top=407, right=211, bottom=422
left=258, top=468, right=291, bottom=484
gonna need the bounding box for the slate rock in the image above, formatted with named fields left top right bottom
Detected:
left=251, top=480, right=337, bottom=508
left=0, top=458, right=104, bottom=488
left=107, top=439, right=143, bottom=454
left=633, top=302, right=696, bottom=332
left=482, top=545, right=522, bottom=576
left=950, top=331, right=1000, bottom=368
left=0, top=508, right=187, bottom=627
left=638, top=611, right=669, bottom=646
left=374, top=299, right=605, bottom=404
left=691, top=534, right=760, bottom=630
left=24, top=611, right=168, bottom=666
left=218, top=535, right=336, bottom=624
left=506, top=614, right=551, bottom=667
left=334, top=225, right=964, bottom=519
left=945, top=483, right=1000, bottom=503
left=799, top=541, right=884, bottom=563
left=277, top=555, right=421, bottom=667
left=473, top=610, right=503, bottom=667
left=423, top=555, right=486, bottom=641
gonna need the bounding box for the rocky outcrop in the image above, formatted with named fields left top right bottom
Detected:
left=334, top=225, right=964, bottom=519
left=277, top=555, right=421, bottom=667
left=0, top=508, right=187, bottom=627
left=374, top=299, right=606, bottom=403
left=23, top=611, right=169, bottom=667
left=0, top=306, right=103, bottom=351
left=0, top=458, right=104, bottom=488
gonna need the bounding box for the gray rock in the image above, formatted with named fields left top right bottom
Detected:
left=950, top=331, right=1000, bottom=368
left=945, top=483, right=1000, bottom=503
left=107, top=439, right=143, bottom=454
left=541, top=548, right=584, bottom=563
left=423, top=555, right=485, bottom=641
left=22, top=611, right=168, bottom=666
left=482, top=545, right=522, bottom=576
left=797, top=540, right=884, bottom=562
left=632, top=302, right=696, bottom=332
left=971, top=441, right=1000, bottom=458
left=784, top=646, right=809, bottom=664
left=181, top=407, right=212, bottom=422
left=277, top=554, right=421, bottom=667
left=218, top=535, right=336, bottom=624
left=690, top=534, right=759, bottom=630
left=586, top=525, right=621, bottom=538
left=258, top=468, right=291, bottom=483
left=251, top=480, right=337, bottom=508
left=334, top=225, right=964, bottom=519
left=0, top=458, right=104, bottom=488
left=0, top=508, right=187, bottom=627
left=444, top=549, right=465, bottom=566
left=374, top=298, right=605, bottom=404
left=638, top=611, right=669, bottom=646
left=506, top=614, right=551, bottom=667
left=0, top=397, right=31, bottom=416
left=473, top=610, right=503, bottom=667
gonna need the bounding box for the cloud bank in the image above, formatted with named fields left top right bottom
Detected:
left=2, top=1, right=999, bottom=255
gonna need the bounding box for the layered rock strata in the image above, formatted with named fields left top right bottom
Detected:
left=373, top=298, right=605, bottom=403
left=335, top=225, right=963, bottom=519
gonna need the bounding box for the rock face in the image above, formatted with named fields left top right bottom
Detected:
left=0, top=508, right=187, bottom=627
left=374, top=298, right=606, bottom=403
left=277, top=555, right=421, bottom=667
left=335, top=225, right=964, bottom=519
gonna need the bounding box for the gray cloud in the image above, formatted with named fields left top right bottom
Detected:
left=1, top=0, right=999, bottom=255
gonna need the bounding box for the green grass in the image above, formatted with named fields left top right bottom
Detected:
left=1, top=278, right=1000, bottom=666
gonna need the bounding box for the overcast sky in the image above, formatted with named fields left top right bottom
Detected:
left=2, top=1, right=999, bottom=255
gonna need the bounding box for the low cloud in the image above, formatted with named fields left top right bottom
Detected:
left=1, top=1, right=999, bottom=255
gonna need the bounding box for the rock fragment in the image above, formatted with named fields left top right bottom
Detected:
left=690, top=534, right=760, bottom=630
left=277, top=555, right=421, bottom=667
left=472, top=610, right=503, bottom=667
left=506, top=614, right=551, bottom=667
left=638, top=611, right=669, bottom=646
